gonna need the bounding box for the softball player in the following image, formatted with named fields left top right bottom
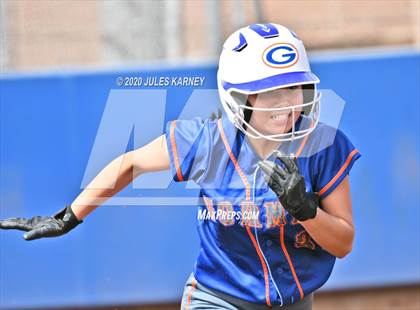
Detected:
left=0, top=24, right=360, bottom=310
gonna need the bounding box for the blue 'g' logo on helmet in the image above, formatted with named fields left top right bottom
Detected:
left=263, top=43, right=299, bottom=68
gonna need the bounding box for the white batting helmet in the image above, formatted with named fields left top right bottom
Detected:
left=217, top=23, right=321, bottom=141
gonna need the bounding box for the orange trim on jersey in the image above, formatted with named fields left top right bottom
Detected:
left=318, top=149, right=359, bottom=196
left=245, top=226, right=272, bottom=307
left=217, top=119, right=251, bottom=199
left=185, top=277, right=197, bottom=310
left=295, top=121, right=313, bottom=158
left=276, top=145, right=309, bottom=301
left=280, top=224, right=305, bottom=300
left=169, top=121, right=184, bottom=182
left=217, top=119, right=272, bottom=307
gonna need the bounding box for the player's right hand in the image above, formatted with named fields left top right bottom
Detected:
left=258, top=150, right=319, bottom=222
left=0, top=205, right=83, bottom=241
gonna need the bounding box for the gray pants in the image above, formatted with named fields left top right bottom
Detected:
left=181, top=273, right=313, bottom=310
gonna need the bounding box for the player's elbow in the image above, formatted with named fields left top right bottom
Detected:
left=335, top=244, right=353, bottom=259
left=336, top=223, right=355, bottom=259
left=336, top=235, right=354, bottom=258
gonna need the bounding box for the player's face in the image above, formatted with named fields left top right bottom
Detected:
left=247, top=85, right=303, bottom=137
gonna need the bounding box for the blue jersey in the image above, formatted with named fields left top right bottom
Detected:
left=165, top=115, right=361, bottom=306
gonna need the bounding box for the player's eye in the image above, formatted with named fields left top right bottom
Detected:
left=287, top=85, right=300, bottom=90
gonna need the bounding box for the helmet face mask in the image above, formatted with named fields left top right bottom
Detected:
left=217, top=23, right=321, bottom=142
left=229, top=86, right=321, bottom=142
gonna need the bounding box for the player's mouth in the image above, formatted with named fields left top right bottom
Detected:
left=270, top=112, right=291, bottom=123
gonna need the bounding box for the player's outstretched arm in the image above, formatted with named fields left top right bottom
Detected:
left=0, top=134, right=170, bottom=241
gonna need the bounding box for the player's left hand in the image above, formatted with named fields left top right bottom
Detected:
left=0, top=205, right=82, bottom=240
left=258, top=150, right=319, bottom=222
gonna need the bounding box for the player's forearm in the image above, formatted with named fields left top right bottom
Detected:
left=70, top=151, right=139, bottom=220
left=298, top=208, right=354, bottom=258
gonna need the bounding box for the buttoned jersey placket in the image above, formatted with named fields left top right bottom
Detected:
left=252, top=162, right=284, bottom=306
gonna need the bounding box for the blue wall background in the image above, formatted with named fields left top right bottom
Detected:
left=1, top=50, right=419, bottom=309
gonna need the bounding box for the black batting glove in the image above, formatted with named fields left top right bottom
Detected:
left=258, top=150, right=319, bottom=222
left=0, top=205, right=82, bottom=241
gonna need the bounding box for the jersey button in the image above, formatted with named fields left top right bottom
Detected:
left=277, top=267, right=283, bottom=274
left=266, top=240, right=273, bottom=247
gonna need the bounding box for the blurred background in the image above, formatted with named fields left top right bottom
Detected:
left=1, top=0, right=419, bottom=71
left=1, top=1, right=419, bottom=310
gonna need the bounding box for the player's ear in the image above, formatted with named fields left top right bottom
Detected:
left=247, top=94, right=257, bottom=106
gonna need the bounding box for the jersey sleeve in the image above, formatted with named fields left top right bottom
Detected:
left=165, top=117, right=211, bottom=183
left=311, top=129, right=361, bottom=199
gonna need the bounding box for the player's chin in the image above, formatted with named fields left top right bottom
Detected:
left=267, top=119, right=289, bottom=132
left=265, top=122, right=296, bottom=139
left=262, top=126, right=289, bottom=138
